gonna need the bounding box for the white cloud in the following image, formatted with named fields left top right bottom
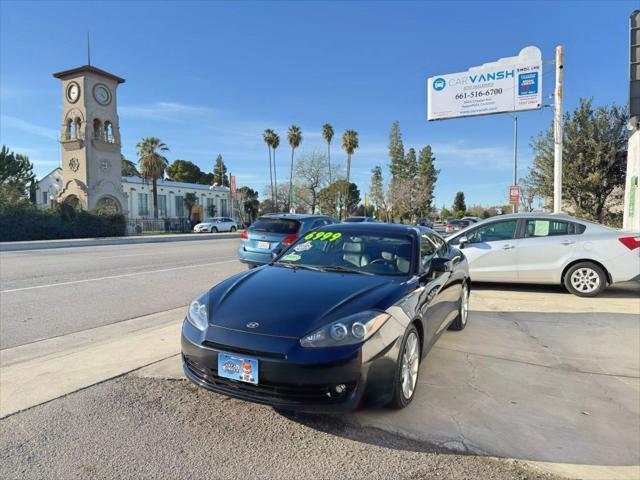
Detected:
left=1, top=115, right=59, bottom=140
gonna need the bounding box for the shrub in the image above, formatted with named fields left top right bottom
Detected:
left=0, top=203, right=126, bottom=242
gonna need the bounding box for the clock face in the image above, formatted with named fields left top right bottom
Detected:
left=94, top=84, right=111, bottom=105
left=66, top=82, right=80, bottom=103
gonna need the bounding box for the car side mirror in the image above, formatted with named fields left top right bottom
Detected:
left=431, top=257, right=452, bottom=273
left=458, top=236, right=469, bottom=249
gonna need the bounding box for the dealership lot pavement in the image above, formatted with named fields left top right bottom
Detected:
left=1, top=240, right=639, bottom=479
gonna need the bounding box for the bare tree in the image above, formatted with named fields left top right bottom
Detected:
left=294, top=150, right=330, bottom=214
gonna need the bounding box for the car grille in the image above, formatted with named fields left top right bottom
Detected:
left=184, top=356, right=356, bottom=404
left=202, top=341, right=287, bottom=360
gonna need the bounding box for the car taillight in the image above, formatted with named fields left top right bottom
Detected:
left=618, top=236, right=640, bottom=250
left=446, top=224, right=453, bottom=228
left=241, top=230, right=248, bottom=240
left=282, top=233, right=298, bottom=245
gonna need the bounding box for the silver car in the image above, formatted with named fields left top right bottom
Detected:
left=193, top=217, right=237, bottom=233
left=447, top=213, right=639, bottom=297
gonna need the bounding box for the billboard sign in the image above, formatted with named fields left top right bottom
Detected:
left=428, top=46, right=542, bottom=121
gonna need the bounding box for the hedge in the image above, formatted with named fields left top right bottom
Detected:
left=0, top=203, right=126, bottom=242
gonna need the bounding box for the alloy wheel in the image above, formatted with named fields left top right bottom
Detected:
left=461, top=284, right=469, bottom=325
left=401, top=331, right=420, bottom=400
left=570, top=267, right=600, bottom=294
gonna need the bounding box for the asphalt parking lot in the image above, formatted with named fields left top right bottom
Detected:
left=1, top=239, right=639, bottom=480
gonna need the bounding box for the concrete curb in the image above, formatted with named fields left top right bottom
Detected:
left=0, top=232, right=241, bottom=252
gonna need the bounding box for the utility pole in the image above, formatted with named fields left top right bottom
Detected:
left=508, top=114, right=519, bottom=213
left=553, top=45, right=564, bottom=213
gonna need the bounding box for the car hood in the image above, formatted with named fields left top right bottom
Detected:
left=195, top=223, right=212, bottom=227
left=207, top=265, right=405, bottom=338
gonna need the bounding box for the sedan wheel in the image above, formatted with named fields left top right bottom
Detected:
left=390, top=326, right=421, bottom=409
left=564, top=262, right=606, bottom=297
left=448, top=282, right=469, bottom=331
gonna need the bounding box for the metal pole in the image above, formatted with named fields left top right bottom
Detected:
left=553, top=45, right=564, bottom=213
left=513, top=115, right=518, bottom=213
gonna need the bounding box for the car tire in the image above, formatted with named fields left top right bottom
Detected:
left=564, top=262, right=607, bottom=297
left=231, top=226, right=237, bottom=232
left=211, top=227, right=218, bottom=233
left=448, top=281, right=469, bottom=331
left=389, top=325, right=421, bottom=409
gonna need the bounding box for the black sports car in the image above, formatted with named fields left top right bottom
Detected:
left=182, top=223, right=470, bottom=411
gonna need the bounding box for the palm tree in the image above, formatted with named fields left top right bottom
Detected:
left=341, top=129, right=359, bottom=219
left=322, top=124, right=334, bottom=184
left=263, top=129, right=275, bottom=210
left=136, top=137, right=169, bottom=219
left=272, top=132, right=280, bottom=212
left=286, top=125, right=302, bottom=212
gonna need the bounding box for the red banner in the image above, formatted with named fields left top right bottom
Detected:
left=509, top=184, right=520, bottom=205
left=230, top=175, right=236, bottom=194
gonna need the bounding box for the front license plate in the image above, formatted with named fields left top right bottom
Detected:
left=257, top=241, right=270, bottom=250
left=217, top=352, right=259, bottom=385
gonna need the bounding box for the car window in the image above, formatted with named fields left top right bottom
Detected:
left=311, top=219, right=331, bottom=229
left=278, top=232, right=414, bottom=275
left=420, top=234, right=438, bottom=269
left=525, top=219, right=577, bottom=237
left=250, top=218, right=301, bottom=234
left=428, top=233, right=448, bottom=257
left=467, top=220, right=517, bottom=243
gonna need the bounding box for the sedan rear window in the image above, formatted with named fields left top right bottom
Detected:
left=250, top=218, right=300, bottom=234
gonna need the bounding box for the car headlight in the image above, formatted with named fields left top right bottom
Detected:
left=187, top=292, right=209, bottom=331
left=300, top=311, right=390, bottom=348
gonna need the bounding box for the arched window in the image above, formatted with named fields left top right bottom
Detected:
left=65, top=119, right=73, bottom=141
left=104, top=121, right=113, bottom=143
left=93, top=119, right=102, bottom=140
left=74, top=118, right=82, bottom=139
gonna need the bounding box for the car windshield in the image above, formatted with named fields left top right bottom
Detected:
left=276, top=230, right=414, bottom=276
left=250, top=217, right=300, bottom=234
left=344, top=217, right=365, bottom=222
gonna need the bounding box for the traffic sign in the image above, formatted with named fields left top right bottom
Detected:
left=509, top=185, right=521, bottom=205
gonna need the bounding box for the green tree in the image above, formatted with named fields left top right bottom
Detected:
left=0, top=146, right=35, bottom=204
left=387, top=121, right=412, bottom=221
left=453, top=191, right=466, bottom=213
left=287, top=125, right=303, bottom=211
left=166, top=160, right=204, bottom=184
left=272, top=132, right=280, bottom=210
left=318, top=180, right=360, bottom=218
left=184, top=192, right=197, bottom=223
left=136, top=137, right=169, bottom=219
left=322, top=124, right=334, bottom=184
left=440, top=206, right=452, bottom=220
left=341, top=129, right=359, bottom=219
left=369, top=165, right=387, bottom=220
left=388, top=121, right=406, bottom=177
left=212, top=154, right=229, bottom=187
left=121, top=155, right=140, bottom=177
left=415, top=146, right=439, bottom=216
left=263, top=129, right=275, bottom=208
left=236, top=186, right=259, bottom=224
left=526, top=98, right=627, bottom=223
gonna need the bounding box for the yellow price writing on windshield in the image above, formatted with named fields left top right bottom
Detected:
left=304, top=231, right=342, bottom=242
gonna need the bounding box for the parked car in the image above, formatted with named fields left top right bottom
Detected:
left=444, top=219, right=470, bottom=234
left=183, top=223, right=470, bottom=411
left=415, top=217, right=434, bottom=228
left=344, top=216, right=377, bottom=223
left=461, top=216, right=482, bottom=224
left=446, top=213, right=640, bottom=297
left=238, top=214, right=337, bottom=267
left=193, top=217, right=237, bottom=233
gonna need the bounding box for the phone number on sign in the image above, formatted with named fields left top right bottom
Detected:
left=455, top=88, right=503, bottom=100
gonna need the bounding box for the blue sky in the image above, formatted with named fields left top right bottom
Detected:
left=0, top=0, right=635, bottom=208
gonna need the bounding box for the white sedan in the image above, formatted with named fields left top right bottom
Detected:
left=193, top=217, right=237, bottom=233
left=446, top=213, right=639, bottom=297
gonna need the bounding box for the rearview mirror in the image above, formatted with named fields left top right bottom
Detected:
left=458, top=236, right=469, bottom=249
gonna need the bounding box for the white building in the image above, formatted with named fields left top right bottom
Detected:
left=36, top=167, right=231, bottom=221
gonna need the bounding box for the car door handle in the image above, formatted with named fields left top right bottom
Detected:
left=502, top=244, right=515, bottom=250
left=560, top=240, right=575, bottom=245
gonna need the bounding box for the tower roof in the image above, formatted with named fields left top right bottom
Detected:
left=52, top=65, right=125, bottom=84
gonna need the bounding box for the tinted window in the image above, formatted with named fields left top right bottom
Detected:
left=250, top=217, right=300, bottom=234
left=467, top=220, right=517, bottom=243
left=420, top=235, right=438, bottom=269
left=525, top=219, right=585, bottom=237
left=428, top=233, right=449, bottom=257
left=344, top=217, right=365, bottom=222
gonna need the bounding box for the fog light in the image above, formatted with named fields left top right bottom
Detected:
left=335, top=384, right=346, bottom=394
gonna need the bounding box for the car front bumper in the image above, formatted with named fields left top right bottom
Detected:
left=181, top=317, right=403, bottom=413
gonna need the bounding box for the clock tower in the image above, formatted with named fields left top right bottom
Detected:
left=53, top=65, right=128, bottom=213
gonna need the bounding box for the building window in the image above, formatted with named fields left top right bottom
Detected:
left=137, top=193, right=149, bottom=216
left=157, top=194, right=167, bottom=218
left=175, top=195, right=184, bottom=217
left=206, top=198, right=216, bottom=217
left=42, top=191, right=48, bottom=205
left=220, top=198, right=228, bottom=217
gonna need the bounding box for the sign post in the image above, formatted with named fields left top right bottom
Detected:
left=553, top=46, right=564, bottom=213
left=509, top=185, right=521, bottom=206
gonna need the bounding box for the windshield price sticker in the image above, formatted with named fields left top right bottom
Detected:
left=304, top=231, right=342, bottom=242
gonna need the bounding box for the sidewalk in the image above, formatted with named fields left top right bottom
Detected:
left=0, top=231, right=241, bottom=252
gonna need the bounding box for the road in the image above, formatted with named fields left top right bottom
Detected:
left=0, top=238, right=245, bottom=348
